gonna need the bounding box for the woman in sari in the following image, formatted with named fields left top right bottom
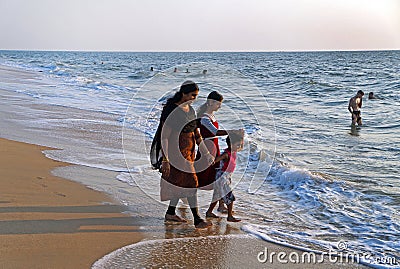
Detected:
left=151, top=80, right=213, bottom=229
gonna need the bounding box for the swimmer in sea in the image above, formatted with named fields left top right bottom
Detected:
left=368, top=92, right=377, bottom=100
left=348, top=90, right=364, bottom=126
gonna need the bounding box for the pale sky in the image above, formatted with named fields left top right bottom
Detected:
left=0, top=0, right=399, bottom=51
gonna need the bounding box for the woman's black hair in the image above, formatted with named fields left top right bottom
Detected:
left=165, top=80, right=199, bottom=107
left=197, top=90, right=223, bottom=116
left=208, top=91, right=223, bottom=102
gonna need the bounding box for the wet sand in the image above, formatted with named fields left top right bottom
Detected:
left=94, top=233, right=369, bottom=269
left=91, top=209, right=368, bottom=269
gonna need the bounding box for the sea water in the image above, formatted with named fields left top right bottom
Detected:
left=0, top=50, right=399, bottom=268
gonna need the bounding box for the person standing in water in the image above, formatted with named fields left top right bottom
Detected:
left=348, top=90, right=364, bottom=126
left=368, top=92, right=377, bottom=99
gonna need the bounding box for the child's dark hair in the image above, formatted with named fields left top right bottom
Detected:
left=226, top=132, right=242, bottom=148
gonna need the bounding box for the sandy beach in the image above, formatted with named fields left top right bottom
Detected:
left=0, top=137, right=370, bottom=268
left=0, top=138, right=144, bottom=269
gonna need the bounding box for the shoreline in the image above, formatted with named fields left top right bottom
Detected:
left=0, top=137, right=370, bottom=268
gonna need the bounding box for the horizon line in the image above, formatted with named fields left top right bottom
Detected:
left=1, top=48, right=399, bottom=53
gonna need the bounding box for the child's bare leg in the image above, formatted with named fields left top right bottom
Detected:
left=206, top=201, right=219, bottom=218
left=227, top=202, right=240, bottom=222
left=217, top=199, right=228, bottom=213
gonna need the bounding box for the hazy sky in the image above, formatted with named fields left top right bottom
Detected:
left=0, top=0, right=399, bottom=51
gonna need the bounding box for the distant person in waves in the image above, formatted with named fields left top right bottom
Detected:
left=368, top=92, right=377, bottom=100
left=348, top=90, right=364, bottom=126
left=150, top=80, right=213, bottom=229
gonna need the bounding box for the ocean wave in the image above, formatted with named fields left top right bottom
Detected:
left=44, top=150, right=130, bottom=173
left=242, top=225, right=400, bottom=269
left=241, top=159, right=400, bottom=267
left=375, top=123, right=400, bottom=130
